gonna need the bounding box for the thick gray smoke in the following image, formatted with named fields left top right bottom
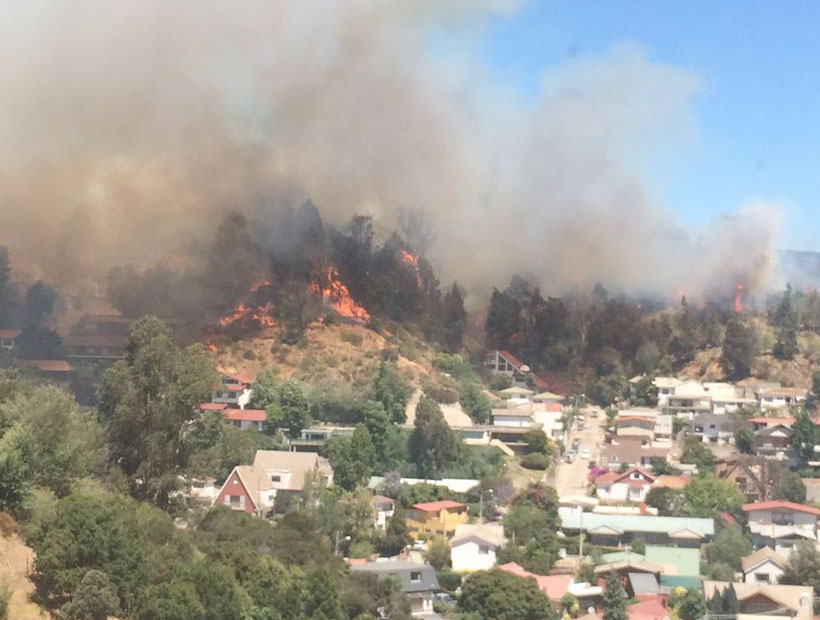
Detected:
left=0, top=0, right=779, bottom=296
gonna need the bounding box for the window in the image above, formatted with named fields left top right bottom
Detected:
left=755, top=573, right=770, bottom=584
left=479, top=545, right=490, bottom=555
left=229, top=495, right=240, bottom=506
left=270, top=475, right=281, bottom=482
left=773, top=512, right=793, bottom=525
left=410, top=572, right=422, bottom=583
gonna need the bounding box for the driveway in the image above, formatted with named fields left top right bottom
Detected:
left=551, top=413, right=606, bottom=497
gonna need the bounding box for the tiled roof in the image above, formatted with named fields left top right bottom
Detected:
left=0, top=329, right=20, bottom=339
left=411, top=500, right=465, bottom=513
left=742, top=500, right=820, bottom=516
left=224, top=409, right=266, bottom=422
left=497, top=350, right=525, bottom=369
left=742, top=546, right=788, bottom=572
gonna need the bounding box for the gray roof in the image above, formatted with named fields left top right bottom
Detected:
left=558, top=508, right=714, bottom=539
left=352, top=561, right=440, bottom=593
left=628, top=572, right=660, bottom=595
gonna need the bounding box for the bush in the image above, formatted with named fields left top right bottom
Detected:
left=0, top=585, right=9, bottom=620
left=520, top=453, right=550, bottom=470
left=436, top=570, right=462, bottom=593
left=0, top=513, right=17, bottom=538
left=341, top=330, right=363, bottom=347
left=421, top=376, right=459, bottom=404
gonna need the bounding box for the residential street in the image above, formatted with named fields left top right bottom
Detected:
left=551, top=412, right=606, bottom=497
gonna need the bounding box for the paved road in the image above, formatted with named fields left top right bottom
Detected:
left=552, top=413, right=606, bottom=497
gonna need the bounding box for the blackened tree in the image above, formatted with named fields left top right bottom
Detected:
left=485, top=288, right=521, bottom=351
left=440, top=283, right=466, bottom=353
left=721, top=314, right=756, bottom=380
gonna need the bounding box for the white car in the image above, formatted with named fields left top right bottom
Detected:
left=580, top=448, right=591, bottom=459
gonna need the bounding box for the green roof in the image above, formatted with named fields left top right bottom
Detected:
left=601, top=546, right=700, bottom=577
left=559, top=509, right=714, bottom=539
left=660, top=575, right=702, bottom=589
left=499, top=386, right=535, bottom=396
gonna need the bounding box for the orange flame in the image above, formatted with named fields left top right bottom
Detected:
left=217, top=281, right=277, bottom=329
left=400, top=249, right=422, bottom=289
left=733, top=284, right=745, bottom=313
left=310, top=268, right=370, bottom=323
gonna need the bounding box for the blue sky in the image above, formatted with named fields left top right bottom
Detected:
left=469, top=1, right=820, bottom=251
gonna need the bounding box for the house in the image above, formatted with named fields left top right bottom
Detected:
left=198, top=402, right=228, bottom=415
left=406, top=500, right=468, bottom=540
left=741, top=547, right=788, bottom=584
left=213, top=375, right=253, bottom=409
left=615, top=416, right=657, bottom=441
left=498, top=563, right=602, bottom=604
left=743, top=501, right=820, bottom=555
left=706, top=383, right=757, bottom=415
left=532, top=407, right=566, bottom=444
left=497, top=386, right=535, bottom=406
left=602, top=546, right=700, bottom=588
left=558, top=508, right=714, bottom=547
left=484, top=350, right=533, bottom=387
left=0, top=328, right=20, bottom=350
left=753, top=424, right=792, bottom=460
left=372, top=495, right=395, bottom=530
left=689, top=413, right=735, bottom=444
left=652, top=377, right=682, bottom=407
left=749, top=417, right=794, bottom=432
left=450, top=523, right=506, bottom=572
left=600, top=437, right=670, bottom=470
left=64, top=314, right=130, bottom=361
left=188, top=476, right=217, bottom=501
left=759, top=387, right=808, bottom=410
left=650, top=475, right=689, bottom=491
left=224, top=408, right=265, bottom=431
left=594, top=467, right=657, bottom=503
left=352, top=561, right=439, bottom=616
left=715, top=456, right=768, bottom=502
left=664, top=380, right=711, bottom=415
left=702, top=581, right=813, bottom=620
left=14, top=359, right=74, bottom=382
left=533, top=391, right=565, bottom=405
left=491, top=407, right=532, bottom=428
left=215, top=450, right=333, bottom=516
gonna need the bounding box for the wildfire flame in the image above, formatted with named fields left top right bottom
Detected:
left=310, top=267, right=370, bottom=323
left=733, top=284, right=745, bottom=313
left=400, top=249, right=422, bottom=289
left=217, top=281, right=277, bottom=329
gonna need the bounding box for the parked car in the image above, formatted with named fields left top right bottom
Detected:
left=565, top=450, right=577, bottom=463
left=578, top=422, right=587, bottom=430
left=580, top=448, right=591, bottom=459
left=590, top=409, right=599, bottom=418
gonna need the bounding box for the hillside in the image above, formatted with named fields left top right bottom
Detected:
left=214, top=322, right=435, bottom=391
left=0, top=534, right=49, bottom=620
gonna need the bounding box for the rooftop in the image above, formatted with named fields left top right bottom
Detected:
left=742, top=500, right=820, bottom=516
left=410, top=500, right=466, bottom=513
left=559, top=508, right=714, bottom=538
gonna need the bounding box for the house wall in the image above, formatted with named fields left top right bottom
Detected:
left=744, top=560, right=785, bottom=584
left=451, top=540, right=498, bottom=572
left=215, top=471, right=255, bottom=514
left=408, top=592, right=434, bottom=615
left=596, top=482, right=650, bottom=503
left=747, top=510, right=817, bottom=528
left=407, top=509, right=469, bottom=539
left=492, top=415, right=531, bottom=428
left=375, top=508, right=394, bottom=530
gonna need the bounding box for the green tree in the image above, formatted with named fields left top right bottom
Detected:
left=790, top=409, right=818, bottom=467
left=361, top=401, right=391, bottom=462
left=721, top=313, right=757, bottom=380
left=63, top=570, right=120, bottom=620
left=458, top=382, right=491, bottom=424
left=424, top=538, right=451, bottom=570
left=780, top=540, right=820, bottom=595
left=722, top=584, right=739, bottom=615
left=459, top=569, right=553, bottom=620
left=703, top=524, right=752, bottom=571
left=277, top=379, right=311, bottom=439
left=441, top=283, right=467, bottom=353
left=304, top=569, right=344, bottom=620
left=135, top=581, right=204, bottom=620
left=734, top=426, right=754, bottom=454
left=645, top=487, right=684, bottom=516
left=241, top=555, right=304, bottom=620
left=250, top=369, right=279, bottom=409
left=602, top=572, right=627, bottom=620
left=682, top=474, right=746, bottom=517
left=773, top=284, right=799, bottom=361
left=0, top=424, right=30, bottom=513
left=189, top=560, right=242, bottom=620
left=379, top=505, right=411, bottom=556
left=675, top=588, right=706, bottom=620
left=770, top=462, right=807, bottom=503
left=371, top=363, right=409, bottom=425
left=97, top=316, right=216, bottom=507
left=680, top=436, right=715, bottom=471
left=523, top=428, right=551, bottom=456
left=408, top=396, right=457, bottom=478
left=327, top=424, right=376, bottom=491
left=24, top=281, right=58, bottom=326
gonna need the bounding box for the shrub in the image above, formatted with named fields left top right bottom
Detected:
left=520, top=453, right=550, bottom=470
left=243, top=349, right=257, bottom=360
left=0, top=585, right=9, bottom=620
left=421, top=376, right=459, bottom=404
left=0, top=513, right=17, bottom=538
left=341, top=330, right=363, bottom=347
left=436, top=570, right=462, bottom=593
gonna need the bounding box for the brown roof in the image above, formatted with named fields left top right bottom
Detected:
left=761, top=387, right=809, bottom=398
left=742, top=546, right=788, bottom=572
left=602, top=438, right=669, bottom=462
left=652, top=475, right=689, bottom=490
left=15, top=359, right=73, bottom=372
left=0, top=329, right=20, bottom=339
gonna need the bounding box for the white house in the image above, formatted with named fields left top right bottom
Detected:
left=741, top=547, right=788, bottom=584
left=653, top=377, right=682, bottom=407
left=213, top=375, right=254, bottom=409
left=760, top=388, right=809, bottom=411
left=450, top=523, right=507, bottom=572
left=532, top=406, right=565, bottom=444
left=491, top=407, right=532, bottom=428
left=743, top=500, right=820, bottom=557
left=372, top=495, right=395, bottom=531
left=594, top=467, right=657, bottom=503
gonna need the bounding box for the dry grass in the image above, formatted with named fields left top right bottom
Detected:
left=0, top=535, right=51, bottom=620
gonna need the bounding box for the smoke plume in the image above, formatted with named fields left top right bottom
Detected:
left=0, top=0, right=779, bottom=297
